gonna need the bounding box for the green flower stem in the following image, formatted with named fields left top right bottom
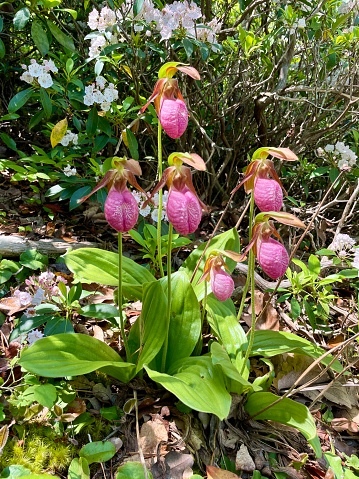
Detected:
left=238, top=191, right=256, bottom=375
left=156, top=122, right=165, bottom=277
left=161, top=223, right=173, bottom=373
left=240, top=248, right=256, bottom=375
left=118, top=232, right=130, bottom=361
left=237, top=191, right=255, bottom=322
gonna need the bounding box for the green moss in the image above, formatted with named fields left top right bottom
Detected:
left=0, top=427, right=76, bottom=473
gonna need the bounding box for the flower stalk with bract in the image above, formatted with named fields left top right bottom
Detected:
left=144, top=152, right=207, bottom=235
left=140, top=62, right=200, bottom=139
left=78, top=157, right=147, bottom=233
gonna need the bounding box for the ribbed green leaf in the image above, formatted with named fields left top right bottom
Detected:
left=146, top=357, right=231, bottom=420
left=64, top=248, right=155, bottom=300
left=245, top=392, right=322, bottom=457
left=19, top=333, right=136, bottom=383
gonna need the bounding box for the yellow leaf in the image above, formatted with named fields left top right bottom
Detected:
left=51, top=118, right=68, bottom=148
left=121, top=65, right=133, bottom=78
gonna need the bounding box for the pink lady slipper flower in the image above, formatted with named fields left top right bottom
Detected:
left=145, top=152, right=207, bottom=235
left=231, top=211, right=306, bottom=280
left=139, top=62, right=200, bottom=139
left=232, top=147, right=298, bottom=212
left=78, top=157, right=147, bottom=233
left=199, top=253, right=234, bottom=301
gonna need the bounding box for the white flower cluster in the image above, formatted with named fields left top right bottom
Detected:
left=86, top=6, right=120, bottom=59
left=324, top=142, right=358, bottom=169
left=20, top=59, right=58, bottom=89
left=83, top=76, right=119, bottom=111
left=325, top=233, right=359, bottom=270
left=60, top=130, right=78, bottom=147
left=132, top=190, right=169, bottom=222
left=338, top=0, right=359, bottom=14
left=329, top=233, right=356, bottom=257
left=86, top=1, right=222, bottom=58
left=135, top=0, right=221, bottom=43
left=63, top=165, right=77, bottom=177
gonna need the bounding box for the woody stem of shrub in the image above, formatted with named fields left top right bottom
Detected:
left=118, top=232, right=130, bottom=361
left=161, top=223, right=173, bottom=372
left=156, top=122, right=165, bottom=277
left=239, top=192, right=256, bottom=375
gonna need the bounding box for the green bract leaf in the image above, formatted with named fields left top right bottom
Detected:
left=8, top=89, right=33, bottom=113
left=245, top=392, right=322, bottom=457
left=79, top=441, right=116, bottom=464
left=146, top=356, right=231, bottom=420
left=64, top=248, right=155, bottom=300
left=206, top=296, right=247, bottom=373
left=19, top=333, right=136, bottom=383
left=180, top=228, right=240, bottom=301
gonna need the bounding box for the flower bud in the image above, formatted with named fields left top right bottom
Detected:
left=104, top=187, right=139, bottom=233
left=166, top=186, right=202, bottom=235
left=210, top=266, right=234, bottom=301
left=159, top=98, right=188, bottom=139
left=257, top=237, right=289, bottom=279
left=254, top=178, right=283, bottom=212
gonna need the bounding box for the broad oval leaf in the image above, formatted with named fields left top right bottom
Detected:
left=19, top=333, right=136, bottom=383
left=79, top=441, right=116, bottom=464
left=64, top=248, right=155, bottom=300
left=251, top=330, right=342, bottom=372
left=146, top=356, right=231, bottom=420
left=244, top=392, right=322, bottom=457
left=116, top=462, right=153, bottom=479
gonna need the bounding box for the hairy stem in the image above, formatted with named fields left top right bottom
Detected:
left=161, top=223, right=173, bottom=372
left=157, top=122, right=165, bottom=277
left=118, top=232, right=130, bottom=361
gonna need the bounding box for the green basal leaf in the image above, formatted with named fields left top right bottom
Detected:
left=136, top=281, right=168, bottom=372
left=180, top=228, right=240, bottom=301
left=79, top=441, right=116, bottom=464
left=163, top=271, right=201, bottom=371
left=251, top=330, right=342, bottom=372
left=19, top=333, right=136, bottom=383
left=64, top=248, right=155, bottom=300
left=68, top=457, right=90, bottom=479
left=146, top=356, right=231, bottom=420
left=116, top=462, right=153, bottom=479
left=245, top=392, right=322, bottom=457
